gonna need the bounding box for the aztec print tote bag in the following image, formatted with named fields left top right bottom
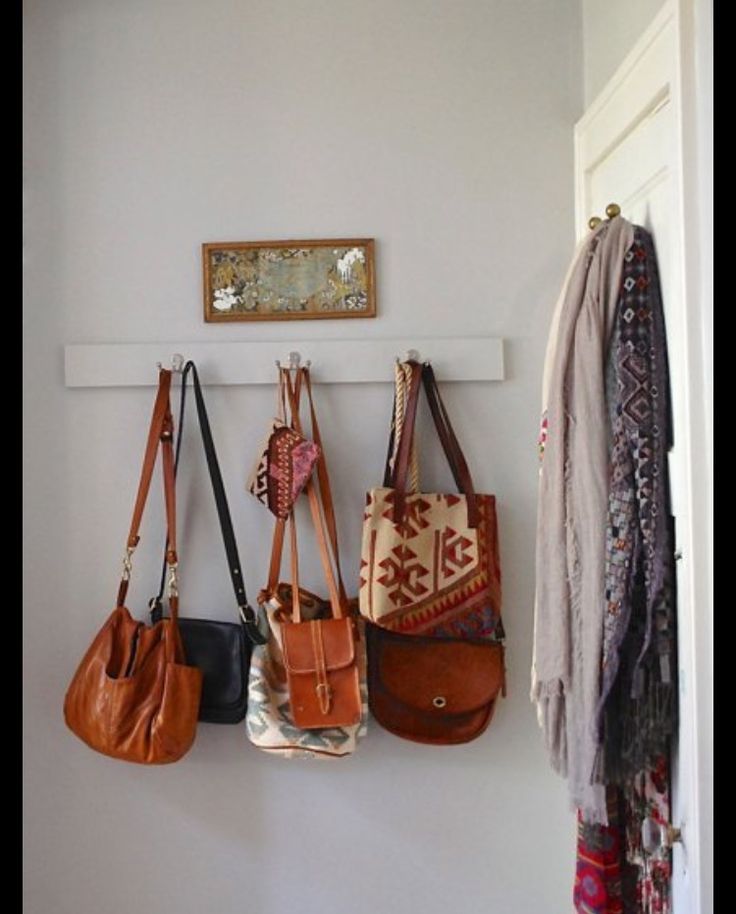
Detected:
left=359, top=361, right=504, bottom=640
left=360, top=361, right=506, bottom=744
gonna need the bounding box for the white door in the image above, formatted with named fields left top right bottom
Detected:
left=574, top=3, right=712, bottom=912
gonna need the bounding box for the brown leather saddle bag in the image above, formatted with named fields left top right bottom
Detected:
left=366, top=622, right=505, bottom=745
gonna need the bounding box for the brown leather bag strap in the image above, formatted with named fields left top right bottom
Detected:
left=382, top=385, right=400, bottom=488
left=264, top=367, right=305, bottom=593
left=264, top=368, right=301, bottom=590
left=276, top=368, right=288, bottom=423
left=288, top=511, right=302, bottom=622
left=267, top=517, right=287, bottom=594
left=392, top=361, right=480, bottom=528
left=116, top=369, right=179, bottom=608
left=125, top=369, right=173, bottom=549
left=282, top=368, right=344, bottom=620
left=283, top=479, right=344, bottom=624
left=421, top=363, right=480, bottom=528
left=311, top=476, right=344, bottom=616
left=302, top=368, right=348, bottom=606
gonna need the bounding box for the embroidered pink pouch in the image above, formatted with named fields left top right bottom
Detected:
left=247, top=418, right=321, bottom=518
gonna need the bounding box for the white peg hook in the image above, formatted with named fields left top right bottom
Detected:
left=275, top=350, right=311, bottom=371
left=157, top=353, right=185, bottom=372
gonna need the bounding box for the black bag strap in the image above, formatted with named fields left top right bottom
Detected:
left=150, top=360, right=266, bottom=645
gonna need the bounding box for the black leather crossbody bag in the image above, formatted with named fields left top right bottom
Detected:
left=150, top=360, right=265, bottom=724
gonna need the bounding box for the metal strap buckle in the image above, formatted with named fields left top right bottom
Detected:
left=238, top=603, right=257, bottom=625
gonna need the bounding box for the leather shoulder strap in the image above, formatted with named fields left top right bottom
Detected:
left=152, top=361, right=265, bottom=644
left=392, top=361, right=480, bottom=528
left=382, top=386, right=399, bottom=488
left=302, top=368, right=349, bottom=607
left=421, top=363, right=479, bottom=527
left=125, top=369, right=173, bottom=551
left=116, top=369, right=178, bottom=610
left=267, top=367, right=345, bottom=621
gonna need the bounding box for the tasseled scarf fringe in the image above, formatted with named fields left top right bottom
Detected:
left=593, top=680, right=676, bottom=786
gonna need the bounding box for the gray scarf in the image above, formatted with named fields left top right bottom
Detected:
left=532, top=216, right=635, bottom=824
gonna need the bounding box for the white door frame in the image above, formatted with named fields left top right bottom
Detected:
left=574, top=3, right=712, bottom=912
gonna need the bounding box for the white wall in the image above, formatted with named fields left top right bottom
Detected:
left=23, top=2, right=583, bottom=913
left=582, top=0, right=666, bottom=103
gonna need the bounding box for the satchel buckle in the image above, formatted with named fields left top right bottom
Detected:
left=316, top=682, right=332, bottom=715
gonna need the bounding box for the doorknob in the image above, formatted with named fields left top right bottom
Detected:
left=641, top=816, right=683, bottom=855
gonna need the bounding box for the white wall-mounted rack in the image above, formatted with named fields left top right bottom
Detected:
left=64, top=338, right=505, bottom=387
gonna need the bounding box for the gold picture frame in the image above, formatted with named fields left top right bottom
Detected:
left=202, top=238, right=376, bottom=322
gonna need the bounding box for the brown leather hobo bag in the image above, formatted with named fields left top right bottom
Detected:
left=64, top=369, right=202, bottom=764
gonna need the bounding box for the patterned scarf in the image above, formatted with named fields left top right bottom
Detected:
left=574, top=227, right=677, bottom=914
left=575, top=759, right=672, bottom=914
left=595, top=226, right=678, bottom=784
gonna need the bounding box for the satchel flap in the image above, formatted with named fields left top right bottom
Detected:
left=281, top=618, right=356, bottom=674
left=376, top=633, right=503, bottom=715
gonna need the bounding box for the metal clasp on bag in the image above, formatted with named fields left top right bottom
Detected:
left=121, top=545, right=136, bottom=581
left=239, top=603, right=257, bottom=625
left=239, top=603, right=268, bottom=645
left=166, top=563, right=179, bottom=599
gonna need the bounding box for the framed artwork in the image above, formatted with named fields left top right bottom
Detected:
left=202, top=238, right=376, bottom=322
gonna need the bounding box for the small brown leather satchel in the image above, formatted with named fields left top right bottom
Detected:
left=64, top=369, right=202, bottom=764
left=259, top=366, right=362, bottom=732
left=366, top=623, right=506, bottom=745
left=283, top=616, right=361, bottom=729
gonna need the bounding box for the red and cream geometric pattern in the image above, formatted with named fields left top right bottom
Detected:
left=359, top=487, right=502, bottom=639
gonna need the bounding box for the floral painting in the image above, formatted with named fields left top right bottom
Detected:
left=202, top=239, right=376, bottom=322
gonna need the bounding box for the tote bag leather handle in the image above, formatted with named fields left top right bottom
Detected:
left=392, top=361, right=480, bottom=529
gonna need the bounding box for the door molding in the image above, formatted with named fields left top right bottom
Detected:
left=574, top=3, right=712, bottom=912
left=574, top=3, right=677, bottom=238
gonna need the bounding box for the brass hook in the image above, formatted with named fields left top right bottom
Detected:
left=588, top=203, right=621, bottom=230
